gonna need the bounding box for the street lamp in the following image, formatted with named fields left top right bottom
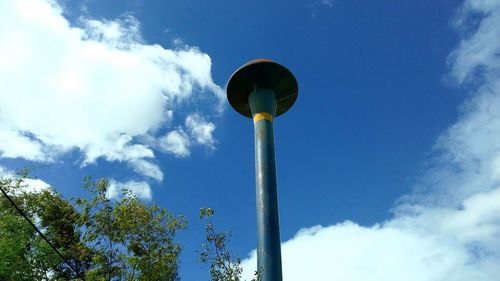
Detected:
left=227, top=59, right=298, bottom=281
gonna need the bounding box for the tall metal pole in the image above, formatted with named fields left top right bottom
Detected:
left=227, top=59, right=298, bottom=281
left=249, top=88, right=282, bottom=280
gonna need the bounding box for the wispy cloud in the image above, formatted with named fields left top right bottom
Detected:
left=242, top=1, right=500, bottom=280
left=320, top=0, right=334, bottom=8
left=185, top=114, right=216, bottom=149
left=0, top=0, right=223, bottom=181
left=106, top=179, right=152, bottom=200
left=158, top=129, right=191, bottom=158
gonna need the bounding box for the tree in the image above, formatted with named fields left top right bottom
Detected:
left=114, top=195, right=185, bottom=280
left=0, top=172, right=91, bottom=281
left=76, top=177, right=186, bottom=280
left=1, top=172, right=248, bottom=281
left=199, top=208, right=259, bottom=281
left=0, top=209, right=58, bottom=281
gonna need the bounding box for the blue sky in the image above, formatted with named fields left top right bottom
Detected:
left=1, top=0, right=500, bottom=280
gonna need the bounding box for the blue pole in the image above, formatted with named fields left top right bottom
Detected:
left=248, top=88, right=283, bottom=281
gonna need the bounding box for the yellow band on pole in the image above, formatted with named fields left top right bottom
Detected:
left=253, top=112, right=273, bottom=123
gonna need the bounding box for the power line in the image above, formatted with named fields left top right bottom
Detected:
left=0, top=183, right=86, bottom=281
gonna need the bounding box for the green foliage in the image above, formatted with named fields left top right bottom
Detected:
left=200, top=208, right=246, bottom=281
left=1, top=172, right=249, bottom=281
left=199, top=208, right=260, bottom=281
left=75, top=177, right=186, bottom=280
left=0, top=173, right=90, bottom=281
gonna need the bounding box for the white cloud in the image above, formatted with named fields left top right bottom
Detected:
left=0, top=166, right=51, bottom=194
left=243, top=187, right=500, bottom=280
left=0, top=127, right=46, bottom=161
left=21, top=178, right=52, bottom=194
left=242, top=1, right=500, bottom=280
left=0, top=0, right=222, bottom=180
left=185, top=113, right=216, bottom=148
left=155, top=115, right=216, bottom=157
left=243, top=189, right=500, bottom=281
left=158, top=129, right=191, bottom=157
left=129, top=159, right=164, bottom=182
left=106, top=179, right=152, bottom=200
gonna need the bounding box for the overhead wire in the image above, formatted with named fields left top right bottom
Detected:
left=0, top=183, right=86, bottom=281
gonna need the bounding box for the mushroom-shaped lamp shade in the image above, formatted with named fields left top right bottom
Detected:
left=226, top=59, right=298, bottom=118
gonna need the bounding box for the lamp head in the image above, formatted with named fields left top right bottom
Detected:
left=226, top=59, right=298, bottom=118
